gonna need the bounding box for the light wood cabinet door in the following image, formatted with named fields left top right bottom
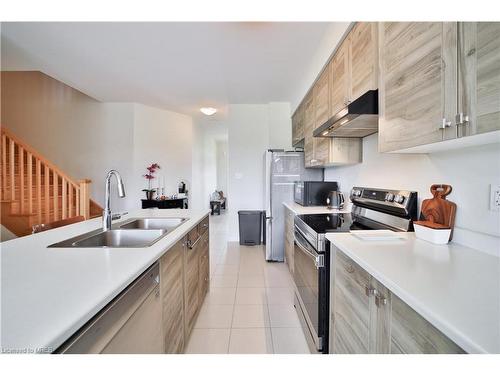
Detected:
left=312, top=67, right=331, bottom=166
left=330, top=38, right=350, bottom=116
left=292, top=104, right=305, bottom=146
left=198, top=230, right=210, bottom=303
left=184, top=228, right=200, bottom=339
left=314, top=67, right=330, bottom=128
left=160, top=238, right=185, bottom=353
left=303, top=92, right=315, bottom=167
left=390, top=293, right=465, bottom=354
left=333, top=250, right=372, bottom=353
left=378, top=22, right=458, bottom=152
left=350, top=22, right=378, bottom=102
left=458, top=22, right=500, bottom=138
left=284, top=206, right=295, bottom=274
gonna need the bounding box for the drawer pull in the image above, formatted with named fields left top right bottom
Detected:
left=375, top=294, right=387, bottom=307
left=365, top=286, right=375, bottom=297
left=345, top=264, right=355, bottom=273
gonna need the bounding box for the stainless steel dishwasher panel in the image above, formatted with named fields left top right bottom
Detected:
left=56, top=262, right=163, bottom=354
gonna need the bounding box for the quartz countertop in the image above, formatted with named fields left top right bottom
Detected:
left=283, top=201, right=351, bottom=215
left=325, top=232, right=500, bottom=354
left=0, top=208, right=210, bottom=353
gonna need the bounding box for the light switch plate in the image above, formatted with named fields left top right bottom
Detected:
left=490, top=184, right=500, bottom=211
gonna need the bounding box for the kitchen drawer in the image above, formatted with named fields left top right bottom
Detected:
left=198, top=215, right=209, bottom=235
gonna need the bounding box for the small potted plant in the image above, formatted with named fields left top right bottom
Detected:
left=142, top=163, right=160, bottom=200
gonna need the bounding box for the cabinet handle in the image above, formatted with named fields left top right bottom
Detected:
left=365, top=286, right=376, bottom=297
left=375, top=294, right=387, bottom=308
left=455, top=113, right=470, bottom=138
left=187, top=236, right=202, bottom=249
left=439, top=118, right=452, bottom=130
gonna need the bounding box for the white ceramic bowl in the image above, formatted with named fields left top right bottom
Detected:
left=414, top=223, right=451, bottom=245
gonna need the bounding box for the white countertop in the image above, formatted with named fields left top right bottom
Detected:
left=0, top=208, right=210, bottom=353
left=283, top=201, right=351, bottom=215
left=326, top=232, right=500, bottom=354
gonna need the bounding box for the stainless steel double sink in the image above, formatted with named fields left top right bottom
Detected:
left=48, top=218, right=187, bottom=248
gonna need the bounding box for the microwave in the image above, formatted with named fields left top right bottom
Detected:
left=294, top=181, right=339, bottom=206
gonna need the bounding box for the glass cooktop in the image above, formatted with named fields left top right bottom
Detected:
left=297, top=213, right=373, bottom=234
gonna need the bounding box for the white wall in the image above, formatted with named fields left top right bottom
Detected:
left=267, top=102, right=293, bottom=151
left=225, top=103, right=292, bottom=240
left=132, top=103, right=194, bottom=206
left=216, top=140, right=228, bottom=195
left=324, top=134, right=500, bottom=254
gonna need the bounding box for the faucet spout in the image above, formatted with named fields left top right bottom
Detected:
left=103, top=170, right=126, bottom=231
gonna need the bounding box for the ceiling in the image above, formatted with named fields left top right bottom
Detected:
left=1, top=22, right=338, bottom=117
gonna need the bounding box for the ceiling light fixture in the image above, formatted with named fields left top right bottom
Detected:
left=200, top=107, right=217, bottom=116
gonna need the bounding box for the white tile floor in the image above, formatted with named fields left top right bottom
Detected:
left=185, top=212, right=310, bottom=354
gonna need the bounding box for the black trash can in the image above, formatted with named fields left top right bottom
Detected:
left=238, top=210, right=263, bottom=246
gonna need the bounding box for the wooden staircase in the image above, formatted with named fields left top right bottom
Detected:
left=0, top=126, right=102, bottom=237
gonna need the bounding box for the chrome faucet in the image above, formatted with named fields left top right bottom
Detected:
left=103, top=170, right=126, bottom=231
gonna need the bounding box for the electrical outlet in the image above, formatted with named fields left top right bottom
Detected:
left=490, top=184, right=500, bottom=212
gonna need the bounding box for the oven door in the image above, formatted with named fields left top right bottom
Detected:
left=293, top=226, right=327, bottom=352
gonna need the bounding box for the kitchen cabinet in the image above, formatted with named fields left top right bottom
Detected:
left=330, top=37, right=350, bottom=116
left=184, top=225, right=201, bottom=338
left=313, top=67, right=331, bottom=165
left=331, top=248, right=465, bottom=354
left=292, top=104, right=305, bottom=146
left=378, top=22, right=458, bottom=152
left=349, top=22, right=378, bottom=103
left=160, top=239, right=185, bottom=353
left=391, top=293, right=465, bottom=354
left=198, top=230, right=210, bottom=302
left=457, top=22, right=500, bottom=138
left=379, top=22, right=500, bottom=153
left=332, top=250, right=371, bottom=353
left=329, top=22, right=378, bottom=117
left=303, top=92, right=315, bottom=167
left=284, top=206, right=294, bottom=274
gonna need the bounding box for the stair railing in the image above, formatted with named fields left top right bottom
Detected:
left=0, top=126, right=93, bottom=225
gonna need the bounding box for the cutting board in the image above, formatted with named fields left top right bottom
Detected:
left=414, top=184, right=457, bottom=239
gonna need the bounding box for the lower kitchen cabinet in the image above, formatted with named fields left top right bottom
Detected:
left=331, top=247, right=465, bottom=354
left=284, top=206, right=295, bottom=274
left=390, top=293, right=465, bottom=354
left=161, top=214, right=210, bottom=353
left=184, top=226, right=201, bottom=338
left=198, top=230, right=210, bottom=301
left=332, top=250, right=371, bottom=353
left=160, top=238, right=185, bottom=353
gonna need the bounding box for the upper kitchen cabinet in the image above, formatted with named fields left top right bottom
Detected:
left=349, top=22, right=379, bottom=104
left=330, top=37, right=350, bottom=116
left=379, top=22, right=500, bottom=153
left=303, top=91, right=316, bottom=167
left=313, top=67, right=331, bottom=165
left=457, top=22, right=500, bottom=138
left=292, top=103, right=305, bottom=146
left=329, top=22, right=378, bottom=117
left=378, top=22, right=458, bottom=153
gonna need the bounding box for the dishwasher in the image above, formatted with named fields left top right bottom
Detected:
left=56, top=262, right=163, bottom=354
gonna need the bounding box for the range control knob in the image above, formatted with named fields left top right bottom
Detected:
left=385, top=193, right=395, bottom=202
left=352, top=189, right=362, bottom=197
left=394, top=194, right=405, bottom=204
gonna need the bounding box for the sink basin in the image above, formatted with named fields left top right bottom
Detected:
left=48, top=229, right=167, bottom=248
left=119, top=217, right=187, bottom=231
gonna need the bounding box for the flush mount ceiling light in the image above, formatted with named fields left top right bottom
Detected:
left=200, top=107, right=217, bottom=116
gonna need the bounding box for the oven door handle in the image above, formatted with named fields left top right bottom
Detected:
left=294, top=237, right=324, bottom=269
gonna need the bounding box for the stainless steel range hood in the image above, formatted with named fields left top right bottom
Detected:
left=313, top=90, right=379, bottom=138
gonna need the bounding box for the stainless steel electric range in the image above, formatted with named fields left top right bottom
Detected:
left=293, top=186, right=418, bottom=353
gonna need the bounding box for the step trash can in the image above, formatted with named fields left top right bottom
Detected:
left=238, top=210, right=263, bottom=246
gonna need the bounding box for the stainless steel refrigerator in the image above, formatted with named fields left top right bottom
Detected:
left=264, top=150, right=323, bottom=261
